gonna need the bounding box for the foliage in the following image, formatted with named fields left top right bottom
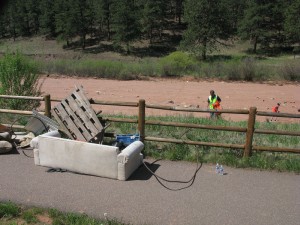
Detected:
left=284, top=0, right=300, bottom=44
left=181, top=0, right=232, bottom=60
left=0, top=202, right=20, bottom=218
left=159, top=51, right=199, bottom=76
left=0, top=51, right=41, bottom=110
left=279, top=61, right=300, bottom=81
left=111, top=0, right=140, bottom=53
left=238, top=0, right=286, bottom=53
left=138, top=0, right=167, bottom=43
left=0, top=203, right=128, bottom=225
left=0, top=0, right=298, bottom=55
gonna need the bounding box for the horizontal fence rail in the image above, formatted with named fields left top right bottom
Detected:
left=1, top=94, right=299, bottom=156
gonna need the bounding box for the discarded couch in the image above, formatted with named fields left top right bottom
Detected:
left=32, top=133, right=144, bottom=181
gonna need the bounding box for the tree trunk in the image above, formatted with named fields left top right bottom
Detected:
left=202, top=39, right=207, bottom=60
left=82, top=34, right=86, bottom=49
left=253, top=36, right=258, bottom=54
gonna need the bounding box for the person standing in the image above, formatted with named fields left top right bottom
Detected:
left=207, top=90, right=222, bottom=118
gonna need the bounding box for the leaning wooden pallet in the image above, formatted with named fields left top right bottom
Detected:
left=52, top=86, right=104, bottom=143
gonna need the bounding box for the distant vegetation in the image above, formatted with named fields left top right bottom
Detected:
left=0, top=0, right=299, bottom=81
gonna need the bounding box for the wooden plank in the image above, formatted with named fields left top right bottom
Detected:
left=52, top=104, right=86, bottom=141
left=72, top=88, right=103, bottom=129
left=68, top=92, right=102, bottom=132
left=50, top=87, right=105, bottom=143
left=64, top=97, right=99, bottom=137
left=144, top=136, right=244, bottom=149
left=52, top=107, right=74, bottom=139
left=60, top=100, right=92, bottom=140
left=74, top=86, right=91, bottom=106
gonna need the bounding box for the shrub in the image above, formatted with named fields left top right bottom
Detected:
left=159, top=51, right=198, bottom=76
left=240, top=57, right=257, bottom=81
left=0, top=52, right=41, bottom=110
left=280, top=62, right=300, bottom=81
left=0, top=202, right=20, bottom=218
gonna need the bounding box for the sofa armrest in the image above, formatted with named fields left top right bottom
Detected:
left=117, top=141, right=144, bottom=180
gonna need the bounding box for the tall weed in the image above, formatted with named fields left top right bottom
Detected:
left=280, top=61, right=300, bottom=81
left=0, top=52, right=41, bottom=110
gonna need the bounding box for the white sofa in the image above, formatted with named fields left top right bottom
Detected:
left=33, top=133, right=144, bottom=181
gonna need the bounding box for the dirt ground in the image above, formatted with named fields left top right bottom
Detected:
left=40, top=76, right=300, bottom=122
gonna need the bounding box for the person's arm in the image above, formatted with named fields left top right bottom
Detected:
left=217, top=96, right=221, bottom=102
left=207, top=98, right=210, bottom=108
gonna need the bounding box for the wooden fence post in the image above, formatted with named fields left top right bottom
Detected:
left=138, top=99, right=145, bottom=143
left=44, top=94, right=51, bottom=118
left=244, top=107, right=257, bottom=157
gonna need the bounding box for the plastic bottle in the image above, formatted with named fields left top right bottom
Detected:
left=219, top=165, right=224, bottom=175
left=215, top=163, right=220, bottom=174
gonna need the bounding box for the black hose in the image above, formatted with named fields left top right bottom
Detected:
left=142, top=147, right=202, bottom=191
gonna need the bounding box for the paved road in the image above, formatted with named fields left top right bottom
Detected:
left=0, top=148, right=299, bottom=225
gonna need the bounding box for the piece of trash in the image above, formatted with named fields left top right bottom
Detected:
left=20, top=132, right=35, bottom=148
left=215, top=163, right=220, bottom=174
left=116, top=134, right=140, bottom=147
left=219, top=165, right=224, bottom=175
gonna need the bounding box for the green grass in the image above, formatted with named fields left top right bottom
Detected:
left=1, top=37, right=299, bottom=81
left=103, top=114, right=300, bottom=173
left=0, top=202, right=20, bottom=219
left=0, top=202, right=129, bottom=225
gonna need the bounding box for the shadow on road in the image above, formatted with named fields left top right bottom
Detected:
left=128, top=162, right=160, bottom=181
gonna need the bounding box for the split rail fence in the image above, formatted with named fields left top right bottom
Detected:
left=1, top=94, right=300, bottom=157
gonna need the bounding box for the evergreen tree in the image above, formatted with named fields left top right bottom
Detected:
left=94, top=0, right=112, bottom=41
left=5, top=0, right=18, bottom=40
left=39, top=0, right=56, bottom=36
left=0, top=8, right=7, bottom=38
left=238, top=0, right=286, bottom=53
left=181, top=0, right=232, bottom=60
left=221, top=0, right=246, bottom=34
left=284, top=0, right=300, bottom=45
left=54, top=0, right=76, bottom=47
left=139, top=0, right=167, bottom=43
left=71, top=0, right=95, bottom=49
left=111, top=0, right=140, bottom=53
left=26, top=0, right=41, bottom=35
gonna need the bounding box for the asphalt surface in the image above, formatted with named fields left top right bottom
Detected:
left=0, top=148, right=299, bottom=225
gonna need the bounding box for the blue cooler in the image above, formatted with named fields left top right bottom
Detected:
left=116, top=134, right=140, bottom=147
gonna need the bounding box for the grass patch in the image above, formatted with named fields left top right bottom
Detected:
left=0, top=202, right=20, bottom=219
left=1, top=38, right=300, bottom=81
left=0, top=202, right=129, bottom=225
left=103, top=114, right=300, bottom=173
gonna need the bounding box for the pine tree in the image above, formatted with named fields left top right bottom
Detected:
left=39, top=0, right=56, bottom=37
left=139, top=0, right=167, bottom=43
left=181, top=0, right=232, bottom=60
left=284, top=0, right=300, bottom=45
left=71, top=0, right=95, bottom=49
left=26, top=0, right=41, bottom=35
left=94, top=0, right=112, bottom=41
left=54, top=0, right=76, bottom=47
left=111, top=0, right=140, bottom=53
left=238, top=0, right=286, bottom=53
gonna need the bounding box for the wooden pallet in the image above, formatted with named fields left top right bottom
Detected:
left=52, top=86, right=104, bottom=143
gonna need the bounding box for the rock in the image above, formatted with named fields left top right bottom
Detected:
left=0, top=141, right=13, bottom=154
left=0, top=132, right=12, bottom=141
